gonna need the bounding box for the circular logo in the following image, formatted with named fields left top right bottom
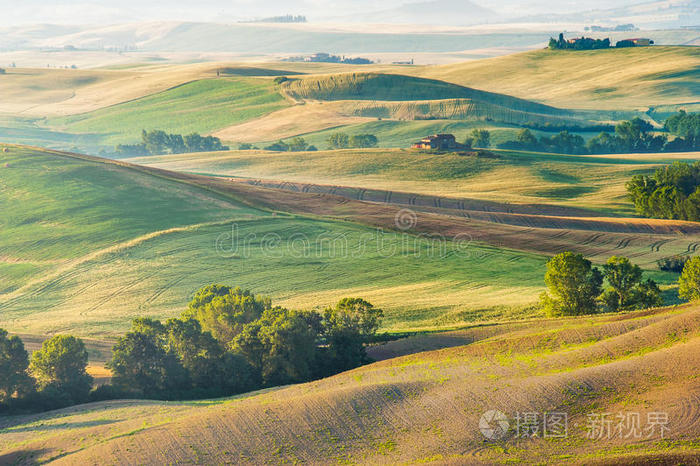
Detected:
left=479, top=410, right=509, bottom=440
left=394, top=209, right=418, bottom=231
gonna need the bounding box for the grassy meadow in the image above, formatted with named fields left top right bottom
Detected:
left=0, top=146, right=552, bottom=337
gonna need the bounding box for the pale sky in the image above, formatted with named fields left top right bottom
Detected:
left=0, top=0, right=648, bottom=25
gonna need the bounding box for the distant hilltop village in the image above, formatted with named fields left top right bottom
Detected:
left=549, top=33, right=654, bottom=50
left=284, top=52, right=374, bottom=65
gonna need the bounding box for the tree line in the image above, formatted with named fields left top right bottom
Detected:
left=548, top=33, right=611, bottom=50
left=114, top=130, right=229, bottom=157
left=239, top=133, right=379, bottom=152
left=548, top=33, right=652, bottom=50
left=0, top=287, right=383, bottom=412
left=498, top=113, right=698, bottom=155
left=327, top=133, right=379, bottom=149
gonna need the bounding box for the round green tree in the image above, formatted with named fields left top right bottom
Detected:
left=540, top=252, right=603, bottom=316
left=679, top=256, right=700, bottom=301
left=30, top=335, right=93, bottom=403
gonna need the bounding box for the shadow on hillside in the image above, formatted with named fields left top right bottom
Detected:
left=0, top=418, right=116, bottom=434
left=0, top=448, right=48, bottom=465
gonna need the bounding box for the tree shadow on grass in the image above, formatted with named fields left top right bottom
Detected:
left=0, top=418, right=117, bottom=434
left=0, top=448, right=49, bottom=465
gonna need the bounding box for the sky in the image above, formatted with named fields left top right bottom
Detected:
left=0, top=0, right=647, bottom=25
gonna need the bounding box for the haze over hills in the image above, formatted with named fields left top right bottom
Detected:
left=0, top=1, right=699, bottom=463
left=2, top=0, right=694, bottom=26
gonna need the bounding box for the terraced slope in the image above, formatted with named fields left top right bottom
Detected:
left=418, top=46, right=700, bottom=111
left=3, top=303, right=700, bottom=464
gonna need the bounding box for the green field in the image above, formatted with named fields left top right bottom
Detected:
left=0, top=146, right=260, bottom=292
left=0, top=146, right=553, bottom=337
left=48, top=78, right=289, bottom=145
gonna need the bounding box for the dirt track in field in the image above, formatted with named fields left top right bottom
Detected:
left=25, top=146, right=700, bottom=264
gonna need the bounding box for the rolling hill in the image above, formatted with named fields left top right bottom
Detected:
left=4, top=144, right=700, bottom=340
left=3, top=302, right=700, bottom=464
left=49, top=77, right=289, bottom=145
left=129, top=147, right=700, bottom=215
left=1, top=47, right=697, bottom=153
left=418, top=46, right=700, bottom=111
left=0, top=145, right=554, bottom=337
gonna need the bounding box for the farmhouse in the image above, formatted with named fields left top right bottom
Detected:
left=412, top=134, right=457, bottom=150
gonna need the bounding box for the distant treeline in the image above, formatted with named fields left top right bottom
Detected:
left=0, top=286, right=384, bottom=413
left=114, top=130, right=229, bottom=157
left=259, top=137, right=316, bottom=152
left=285, top=52, right=373, bottom=65
left=586, top=24, right=637, bottom=32
left=548, top=33, right=652, bottom=50
left=498, top=112, right=699, bottom=155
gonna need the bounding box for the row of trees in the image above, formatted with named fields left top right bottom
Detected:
left=0, top=287, right=383, bottom=412
left=626, top=161, right=700, bottom=221
left=540, top=253, right=662, bottom=316
left=548, top=33, right=653, bottom=50
left=498, top=114, right=698, bottom=155
left=499, top=129, right=587, bottom=154
left=327, top=133, right=379, bottom=149
left=114, top=130, right=229, bottom=156
left=262, top=137, right=317, bottom=152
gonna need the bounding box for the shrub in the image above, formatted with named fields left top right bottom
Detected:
left=657, top=255, right=689, bottom=273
